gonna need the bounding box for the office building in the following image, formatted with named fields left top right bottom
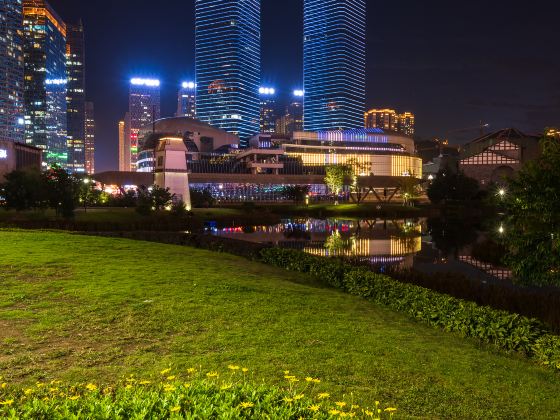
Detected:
left=23, top=0, right=68, bottom=168
left=259, top=87, right=276, bottom=133
left=128, top=78, right=160, bottom=170
left=84, top=101, right=94, bottom=174
left=66, top=21, right=86, bottom=173
left=365, top=108, right=415, bottom=137
left=118, top=119, right=125, bottom=171
left=0, top=0, right=25, bottom=143
left=275, top=90, right=304, bottom=135
left=177, top=82, right=196, bottom=118
left=195, top=0, right=261, bottom=144
left=303, top=0, right=366, bottom=131
left=0, top=139, right=42, bottom=180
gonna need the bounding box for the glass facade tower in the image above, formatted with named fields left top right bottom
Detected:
left=177, top=82, right=196, bottom=118
left=303, top=0, right=366, bottom=132
left=195, top=0, right=261, bottom=145
left=66, top=21, right=86, bottom=173
left=23, top=0, right=68, bottom=168
left=0, top=0, right=25, bottom=143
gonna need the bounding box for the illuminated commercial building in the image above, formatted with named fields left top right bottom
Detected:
left=84, top=101, right=94, bottom=174
left=398, top=112, right=415, bottom=136
left=66, top=21, right=85, bottom=173
left=128, top=78, right=160, bottom=170
left=195, top=0, right=261, bottom=144
left=177, top=81, right=196, bottom=118
left=303, top=0, right=366, bottom=131
left=23, top=0, right=68, bottom=168
left=276, top=90, right=304, bottom=135
left=0, top=0, right=25, bottom=143
left=0, top=139, right=42, bottom=180
left=259, top=87, right=276, bottom=133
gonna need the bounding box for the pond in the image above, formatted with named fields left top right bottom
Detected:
left=208, top=217, right=511, bottom=284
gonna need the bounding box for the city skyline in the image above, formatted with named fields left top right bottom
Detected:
left=31, top=0, right=560, bottom=171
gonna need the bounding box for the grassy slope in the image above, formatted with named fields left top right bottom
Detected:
left=0, top=230, right=559, bottom=419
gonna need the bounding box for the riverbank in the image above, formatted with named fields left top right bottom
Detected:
left=1, top=230, right=560, bottom=418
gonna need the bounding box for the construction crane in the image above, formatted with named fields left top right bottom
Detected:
left=448, top=121, right=490, bottom=137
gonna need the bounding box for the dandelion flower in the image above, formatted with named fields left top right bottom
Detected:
left=125, top=384, right=133, bottom=390
left=364, top=410, right=373, bottom=417
left=24, top=388, right=33, bottom=395
left=69, top=395, right=80, bottom=401
left=228, top=365, right=240, bottom=370
left=166, top=375, right=176, bottom=381
left=0, top=383, right=6, bottom=389
left=318, top=392, right=330, bottom=399
left=283, top=397, right=294, bottom=403
left=294, top=394, right=304, bottom=400
left=186, top=368, right=196, bottom=374
left=183, top=383, right=191, bottom=388
left=308, top=405, right=320, bottom=412
left=239, top=402, right=255, bottom=409
left=305, top=377, right=313, bottom=382
left=242, top=367, right=249, bottom=373
left=160, top=368, right=172, bottom=375
left=329, top=409, right=340, bottom=415
left=85, top=383, right=97, bottom=392
left=163, top=385, right=176, bottom=392
left=0, top=400, right=14, bottom=406
left=139, top=380, right=151, bottom=385
left=206, top=371, right=219, bottom=378
left=170, top=406, right=181, bottom=413
left=284, top=375, right=295, bottom=380
left=335, top=401, right=347, bottom=408
left=384, top=407, right=397, bottom=413
left=283, top=370, right=290, bottom=375
left=312, top=378, right=321, bottom=383
left=220, top=383, right=232, bottom=390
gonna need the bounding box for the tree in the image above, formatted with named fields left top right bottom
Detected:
left=427, top=169, right=479, bottom=204
left=190, top=188, right=216, bottom=208
left=42, top=165, right=80, bottom=218
left=0, top=169, right=47, bottom=211
left=500, top=134, right=560, bottom=287
left=324, top=165, right=351, bottom=204
left=282, top=185, right=310, bottom=204
left=135, top=185, right=175, bottom=215
left=398, top=174, right=421, bottom=206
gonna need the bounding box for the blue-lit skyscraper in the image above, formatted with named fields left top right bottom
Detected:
left=195, top=0, right=260, bottom=145
left=23, top=0, right=68, bottom=168
left=0, top=0, right=25, bottom=143
left=303, top=0, right=366, bottom=131
left=177, top=82, right=196, bottom=118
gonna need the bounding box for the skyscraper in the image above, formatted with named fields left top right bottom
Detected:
left=364, top=109, right=398, bottom=131
left=177, top=82, right=196, bottom=118
left=259, top=87, right=276, bottom=133
left=0, top=0, right=25, bottom=143
left=128, top=78, right=160, bottom=171
left=84, top=101, right=94, bottom=174
left=23, top=0, right=68, bottom=168
left=398, top=112, right=415, bottom=137
left=303, top=0, right=366, bottom=131
left=195, top=0, right=261, bottom=145
left=118, top=119, right=125, bottom=171
left=275, top=90, right=304, bottom=136
left=66, top=21, right=86, bottom=173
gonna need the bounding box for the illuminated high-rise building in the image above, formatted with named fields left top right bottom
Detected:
left=276, top=90, right=304, bottom=135
left=259, top=87, right=276, bottom=133
left=23, top=0, right=68, bottom=168
left=128, top=78, right=160, bottom=170
left=66, top=21, right=86, bottom=173
left=84, top=101, right=94, bottom=174
left=303, top=0, right=366, bottom=131
left=398, top=112, right=415, bottom=137
left=195, top=0, right=261, bottom=145
left=0, top=0, right=25, bottom=143
left=365, top=108, right=415, bottom=137
left=364, top=109, right=398, bottom=131
left=177, top=82, right=196, bottom=118
left=118, top=119, right=125, bottom=171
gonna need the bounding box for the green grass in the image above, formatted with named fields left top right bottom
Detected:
left=1, top=230, right=559, bottom=419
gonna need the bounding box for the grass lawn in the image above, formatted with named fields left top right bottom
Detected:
left=1, top=230, right=559, bottom=418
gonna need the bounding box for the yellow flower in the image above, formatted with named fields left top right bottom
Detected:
left=24, top=388, right=33, bottom=395
left=0, top=400, right=14, bottom=406
left=239, top=402, right=254, bottom=409
left=339, top=413, right=349, bottom=418
left=183, top=383, right=191, bottom=388
left=318, top=392, right=330, bottom=399
left=139, top=380, right=151, bottom=385
left=335, top=401, right=347, bottom=408
left=305, top=377, right=313, bottom=382
left=283, top=370, right=290, bottom=375
left=170, top=406, right=181, bottom=413
left=312, top=378, right=321, bottom=383
left=163, top=385, right=176, bottom=392
left=375, top=401, right=380, bottom=406
left=228, top=365, right=240, bottom=370
left=36, top=382, right=44, bottom=388
left=69, top=395, right=80, bottom=401
left=166, top=375, right=176, bottom=381
left=284, top=375, right=296, bottom=380
left=186, top=368, right=196, bottom=374
left=206, top=371, right=219, bottom=378
left=1, top=383, right=6, bottom=389
left=283, top=397, right=294, bottom=403
left=220, top=383, right=232, bottom=390
left=329, top=409, right=340, bottom=415
left=384, top=407, right=397, bottom=413
left=160, top=368, right=172, bottom=375
left=294, top=394, right=304, bottom=400
left=85, top=383, right=97, bottom=392
left=241, top=367, right=249, bottom=373
left=364, top=410, right=373, bottom=417
left=308, top=404, right=320, bottom=412
left=125, top=384, right=133, bottom=389
left=351, top=405, right=359, bottom=409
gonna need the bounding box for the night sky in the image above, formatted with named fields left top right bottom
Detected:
left=49, top=0, right=560, bottom=172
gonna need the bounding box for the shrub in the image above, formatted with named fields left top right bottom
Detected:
left=260, top=248, right=560, bottom=370
left=0, top=368, right=397, bottom=419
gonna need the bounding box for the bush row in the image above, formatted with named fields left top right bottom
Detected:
left=260, top=248, right=560, bottom=370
